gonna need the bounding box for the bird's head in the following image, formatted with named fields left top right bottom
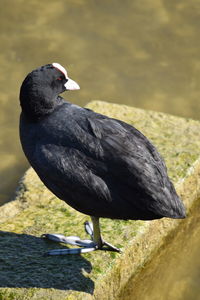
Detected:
left=19, top=63, right=80, bottom=121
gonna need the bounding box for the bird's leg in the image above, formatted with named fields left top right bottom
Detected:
left=85, top=217, right=121, bottom=253
left=91, top=216, right=103, bottom=248
left=42, top=216, right=121, bottom=255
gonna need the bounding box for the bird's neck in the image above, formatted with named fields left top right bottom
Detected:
left=20, top=87, right=60, bottom=122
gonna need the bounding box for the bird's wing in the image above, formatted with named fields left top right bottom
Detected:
left=87, top=114, right=168, bottom=189
left=34, top=141, right=112, bottom=206
left=85, top=112, right=180, bottom=217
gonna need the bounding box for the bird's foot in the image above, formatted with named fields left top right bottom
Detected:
left=42, top=221, right=121, bottom=255
left=42, top=233, right=97, bottom=255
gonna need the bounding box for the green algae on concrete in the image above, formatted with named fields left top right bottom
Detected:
left=1, top=101, right=200, bottom=300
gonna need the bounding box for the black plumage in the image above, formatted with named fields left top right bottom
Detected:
left=19, top=63, right=186, bottom=254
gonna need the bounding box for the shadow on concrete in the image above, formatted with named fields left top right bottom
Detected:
left=0, top=231, right=94, bottom=293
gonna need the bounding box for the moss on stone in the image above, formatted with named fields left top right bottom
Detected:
left=1, top=101, right=200, bottom=299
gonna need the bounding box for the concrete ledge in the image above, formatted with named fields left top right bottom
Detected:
left=1, top=101, right=200, bottom=300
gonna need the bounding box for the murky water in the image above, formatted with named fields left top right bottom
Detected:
left=1, top=1, right=200, bottom=299
left=119, top=201, right=200, bottom=300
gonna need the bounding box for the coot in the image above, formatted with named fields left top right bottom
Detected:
left=19, top=63, right=186, bottom=255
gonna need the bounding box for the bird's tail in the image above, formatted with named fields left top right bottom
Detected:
left=162, top=184, right=186, bottom=219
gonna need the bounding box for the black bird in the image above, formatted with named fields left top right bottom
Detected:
left=19, top=63, right=186, bottom=255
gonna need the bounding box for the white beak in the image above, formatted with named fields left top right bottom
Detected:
left=64, top=78, right=80, bottom=90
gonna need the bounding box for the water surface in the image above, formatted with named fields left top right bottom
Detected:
left=119, top=201, right=200, bottom=300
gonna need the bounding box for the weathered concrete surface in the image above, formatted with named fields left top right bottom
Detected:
left=1, top=101, right=200, bottom=300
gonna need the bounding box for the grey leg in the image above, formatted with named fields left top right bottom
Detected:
left=91, top=216, right=103, bottom=248
left=85, top=217, right=121, bottom=253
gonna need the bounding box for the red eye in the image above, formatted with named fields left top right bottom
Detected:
left=57, top=76, right=62, bottom=81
